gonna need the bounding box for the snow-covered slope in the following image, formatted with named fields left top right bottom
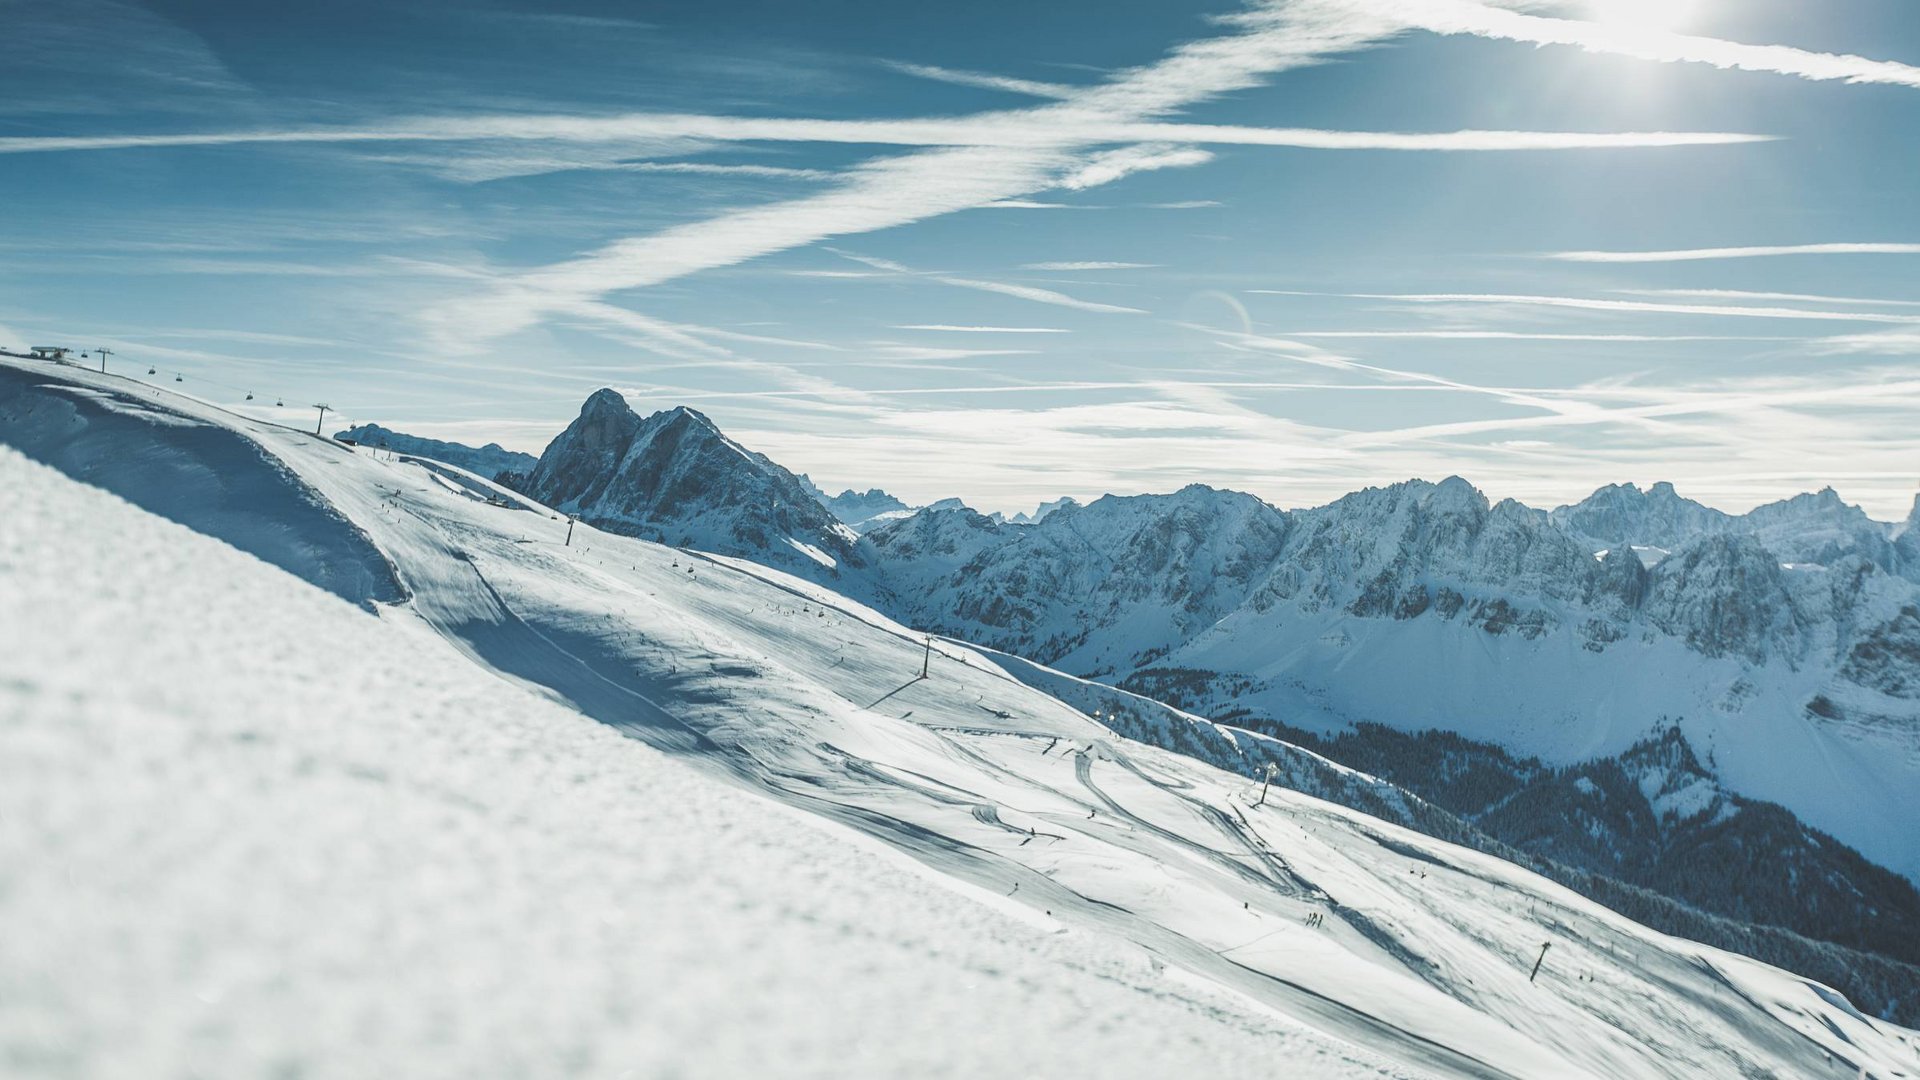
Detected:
left=303, top=387, right=1920, bottom=916
left=333, top=422, right=537, bottom=479
left=522, top=389, right=867, bottom=579
left=0, top=363, right=403, bottom=606
left=8, top=354, right=1920, bottom=1078
left=0, top=447, right=1416, bottom=1080
left=873, top=473, right=1920, bottom=885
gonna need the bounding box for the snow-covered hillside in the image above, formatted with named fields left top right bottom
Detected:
left=7, top=354, right=1920, bottom=1078
left=873, top=474, right=1920, bottom=887
left=282, top=387, right=1920, bottom=981
left=0, top=447, right=1415, bottom=1080
left=333, top=421, right=537, bottom=479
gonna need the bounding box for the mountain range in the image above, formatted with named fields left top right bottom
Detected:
left=9, top=353, right=1920, bottom=1062
left=351, top=386, right=1920, bottom=1015
left=333, top=422, right=537, bottom=480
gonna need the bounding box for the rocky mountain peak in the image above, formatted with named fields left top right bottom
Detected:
left=1643, top=534, right=1803, bottom=665
left=579, top=386, right=632, bottom=416
left=524, top=389, right=864, bottom=579
left=1551, top=479, right=1730, bottom=551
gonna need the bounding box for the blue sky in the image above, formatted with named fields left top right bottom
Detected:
left=5, top=0, right=1920, bottom=517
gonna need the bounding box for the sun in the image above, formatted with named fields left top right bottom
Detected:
left=1585, top=0, right=1703, bottom=34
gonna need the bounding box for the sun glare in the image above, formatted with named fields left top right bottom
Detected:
left=1586, top=0, right=1702, bottom=34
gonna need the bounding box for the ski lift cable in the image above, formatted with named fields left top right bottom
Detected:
left=41, top=335, right=345, bottom=437
left=132, top=357, right=317, bottom=422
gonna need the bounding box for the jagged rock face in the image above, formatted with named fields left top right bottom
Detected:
left=1840, top=605, right=1920, bottom=699
left=524, top=390, right=865, bottom=578
left=805, top=482, right=911, bottom=529
left=866, top=505, right=1008, bottom=582
left=1746, top=487, right=1904, bottom=575
left=869, top=471, right=1911, bottom=685
left=875, top=485, right=1290, bottom=671
left=1587, top=544, right=1651, bottom=618
left=1643, top=535, right=1805, bottom=665
left=333, top=423, right=537, bottom=479
left=1258, top=479, right=1593, bottom=635
left=1005, top=496, right=1078, bottom=525
left=525, top=390, right=644, bottom=509
left=1555, top=481, right=1916, bottom=582
left=1897, top=497, right=1920, bottom=573
left=1551, top=481, right=1732, bottom=552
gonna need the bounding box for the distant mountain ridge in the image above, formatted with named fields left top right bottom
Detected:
left=795, top=476, right=919, bottom=534
left=334, top=422, right=536, bottom=479
left=1552, top=480, right=1916, bottom=580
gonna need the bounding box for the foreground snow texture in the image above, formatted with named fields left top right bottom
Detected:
left=5, top=362, right=1919, bottom=1078
left=0, top=450, right=1405, bottom=1080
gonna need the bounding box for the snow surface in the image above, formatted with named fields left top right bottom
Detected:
left=869, top=473, right=1920, bottom=882
left=0, top=446, right=1412, bottom=1080
left=8, top=355, right=1920, bottom=1079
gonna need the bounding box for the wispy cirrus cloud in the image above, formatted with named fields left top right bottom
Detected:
left=368, top=152, right=839, bottom=184
left=1321, top=0, right=1920, bottom=88
left=882, top=61, right=1077, bottom=99
left=255, top=0, right=1872, bottom=360
left=1259, top=290, right=1920, bottom=324
left=1274, top=330, right=1796, bottom=342
left=1204, top=326, right=1680, bottom=437
left=0, top=115, right=1766, bottom=156
left=864, top=345, right=1040, bottom=361
left=1545, top=242, right=1920, bottom=262
left=832, top=250, right=1147, bottom=315
left=1812, top=330, right=1920, bottom=356
left=894, top=325, right=1071, bottom=333
left=1021, top=261, right=1159, bottom=271
left=1615, top=288, right=1920, bottom=307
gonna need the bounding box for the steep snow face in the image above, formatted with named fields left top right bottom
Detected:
left=1, top=449, right=1429, bottom=1080
left=333, top=422, right=536, bottom=479
left=877, top=485, right=1291, bottom=675
left=14, top=364, right=1920, bottom=1079
left=1550, top=481, right=1733, bottom=552
left=524, top=389, right=866, bottom=578
left=0, top=363, right=403, bottom=606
